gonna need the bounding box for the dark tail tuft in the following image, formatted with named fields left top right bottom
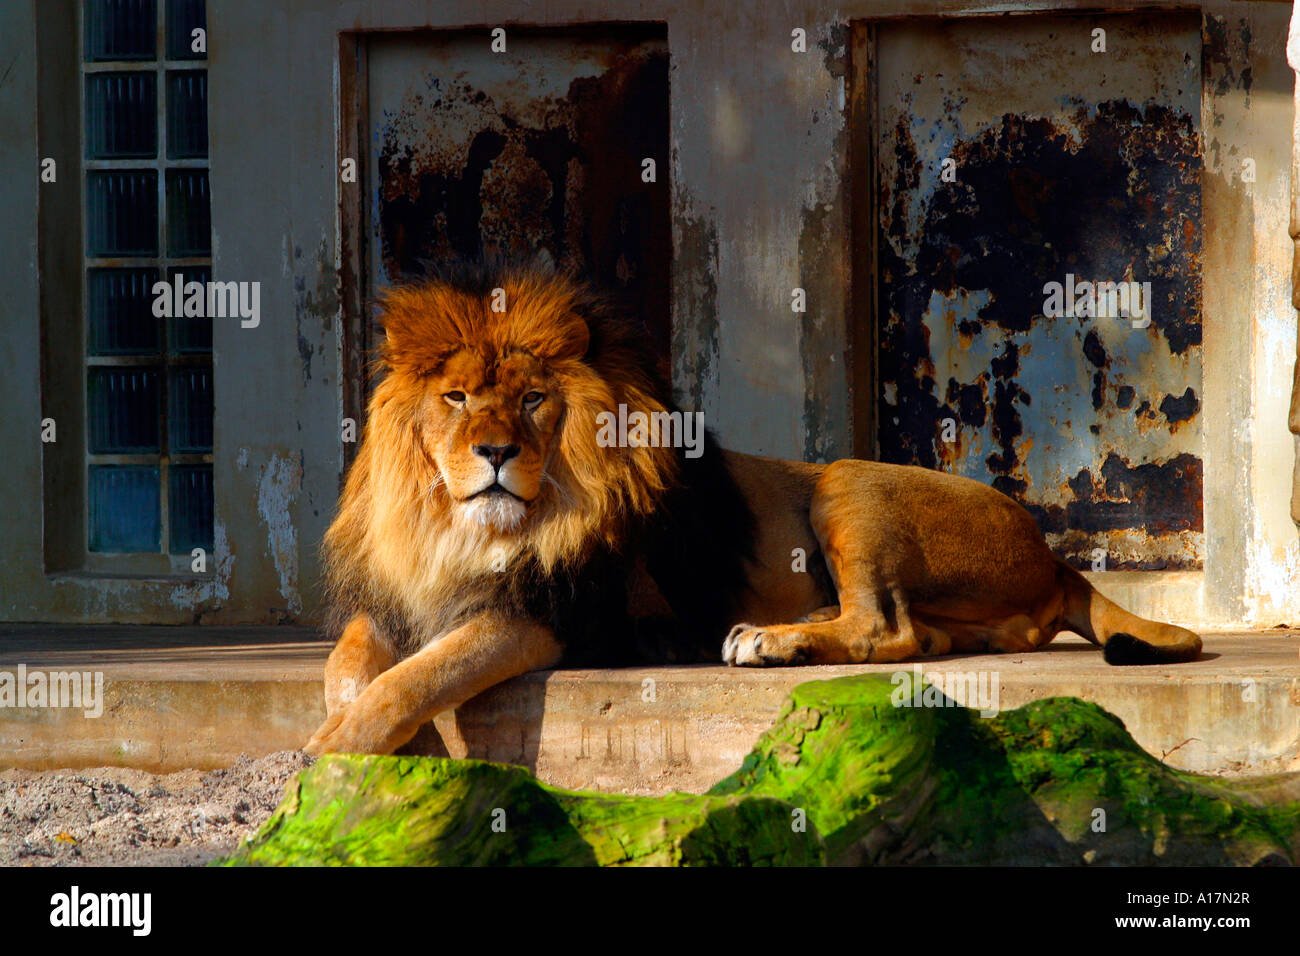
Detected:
left=1103, top=632, right=1168, bottom=666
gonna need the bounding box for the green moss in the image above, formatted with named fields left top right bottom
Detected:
left=223, top=754, right=823, bottom=867
left=222, top=674, right=1300, bottom=867
left=711, top=673, right=1075, bottom=864
left=989, top=697, right=1299, bottom=865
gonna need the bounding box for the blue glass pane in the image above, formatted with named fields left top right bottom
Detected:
left=84, top=0, right=157, bottom=62
left=166, top=70, right=207, bottom=158
left=89, top=465, right=160, bottom=552
left=165, top=0, right=206, bottom=61
left=169, top=464, right=213, bottom=554
left=168, top=366, right=212, bottom=453
left=166, top=266, right=212, bottom=353
left=87, top=268, right=160, bottom=355
left=87, top=170, right=158, bottom=256
left=85, top=72, right=156, bottom=159
left=88, top=367, right=160, bottom=453
left=165, top=169, right=210, bottom=256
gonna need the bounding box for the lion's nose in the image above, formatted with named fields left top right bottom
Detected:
left=473, top=443, right=521, bottom=471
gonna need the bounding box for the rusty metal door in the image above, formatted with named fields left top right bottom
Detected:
left=362, top=26, right=671, bottom=359
left=868, top=11, right=1204, bottom=570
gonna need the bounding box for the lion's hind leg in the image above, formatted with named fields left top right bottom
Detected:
left=724, top=467, right=958, bottom=667
left=913, top=611, right=1054, bottom=655
left=723, top=585, right=954, bottom=666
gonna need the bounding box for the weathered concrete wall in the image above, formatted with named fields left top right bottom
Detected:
left=0, top=1, right=335, bottom=625
left=1207, top=3, right=1299, bottom=628
left=1, top=1, right=1297, bottom=630
left=0, top=3, right=48, bottom=621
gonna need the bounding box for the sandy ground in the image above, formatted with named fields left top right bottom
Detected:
left=0, top=751, right=312, bottom=866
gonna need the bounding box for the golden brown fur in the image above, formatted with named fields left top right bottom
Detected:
left=306, top=265, right=1201, bottom=756
left=717, top=454, right=1201, bottom=667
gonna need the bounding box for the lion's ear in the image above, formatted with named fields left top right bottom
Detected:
left=376, top=284, right=466, bottom=375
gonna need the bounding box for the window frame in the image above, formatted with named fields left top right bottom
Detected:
left=74, top=0, right=213, bottom=574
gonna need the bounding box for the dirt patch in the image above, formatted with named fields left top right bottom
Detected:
left=0, top=751, right=312, bottom=867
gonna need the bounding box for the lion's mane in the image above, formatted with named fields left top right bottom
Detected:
left=321, top=264, right=695, bottom=657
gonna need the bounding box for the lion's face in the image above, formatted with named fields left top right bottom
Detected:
left=419, top=347, right=562, bottom=532
left=338, top=271, right=679, bottom=582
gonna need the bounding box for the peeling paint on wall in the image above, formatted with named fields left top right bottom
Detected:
left=874, top=12, right=1204, bottom=570
left=208, top=518, right=233, bottom=606
left=1204, top=13, right=1253, bottom=100
left=1247, top=535, right=1300, bottom=623
left=672, top=208, right=720, bottom=416
left=798, top=22, right=851, bottom=464
left=166, top=517, right=234, bottom=617
left=257, top=453, right=303, bottom=618
left=799, top=198, right=845, bottom=463
left=293, top=239, right=341, bottom=387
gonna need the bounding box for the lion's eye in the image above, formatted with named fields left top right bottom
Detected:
left=522, top=391, right=544, bottom=410
left=444, top=391, right=467, bottom=407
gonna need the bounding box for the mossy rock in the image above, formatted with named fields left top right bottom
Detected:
left=222, top=674, right=1300, bottom=866
left=222, top=753, right=822, bottom=866
left=713, top=674, right=1300, bottom=865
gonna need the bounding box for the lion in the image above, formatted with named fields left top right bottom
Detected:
left=304, top=262, right=1202, bottom=756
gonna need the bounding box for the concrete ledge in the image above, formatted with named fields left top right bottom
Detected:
left=0, top=626, right=325, bottom=771
left=0, top=626, right=1297, bottom=793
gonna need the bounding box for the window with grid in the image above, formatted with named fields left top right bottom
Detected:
left=81, top=0, right=213, bottom=565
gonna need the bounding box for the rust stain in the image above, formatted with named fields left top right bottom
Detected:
left=374, top=29, right=671, bottom=362
left=875, top=13, right=1204, bottom=571
left=1203, top=15, right=1253, bottom=98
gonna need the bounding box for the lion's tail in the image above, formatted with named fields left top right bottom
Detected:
left=1056, top=560, right=1202, bottom=665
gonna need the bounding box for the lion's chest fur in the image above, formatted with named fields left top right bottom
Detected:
left=342, top=443, right=766, bottom=665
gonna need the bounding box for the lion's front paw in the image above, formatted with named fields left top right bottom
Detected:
left=303, top=710, right=346, bottom=756
left=303, top=697, right=411, bottom=756
left=722, top=623, right=748, bottom=665
left=722, top=623, right=810, bottom=667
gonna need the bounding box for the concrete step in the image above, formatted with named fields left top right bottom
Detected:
left=0, top=625, right=1296, bottom=794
